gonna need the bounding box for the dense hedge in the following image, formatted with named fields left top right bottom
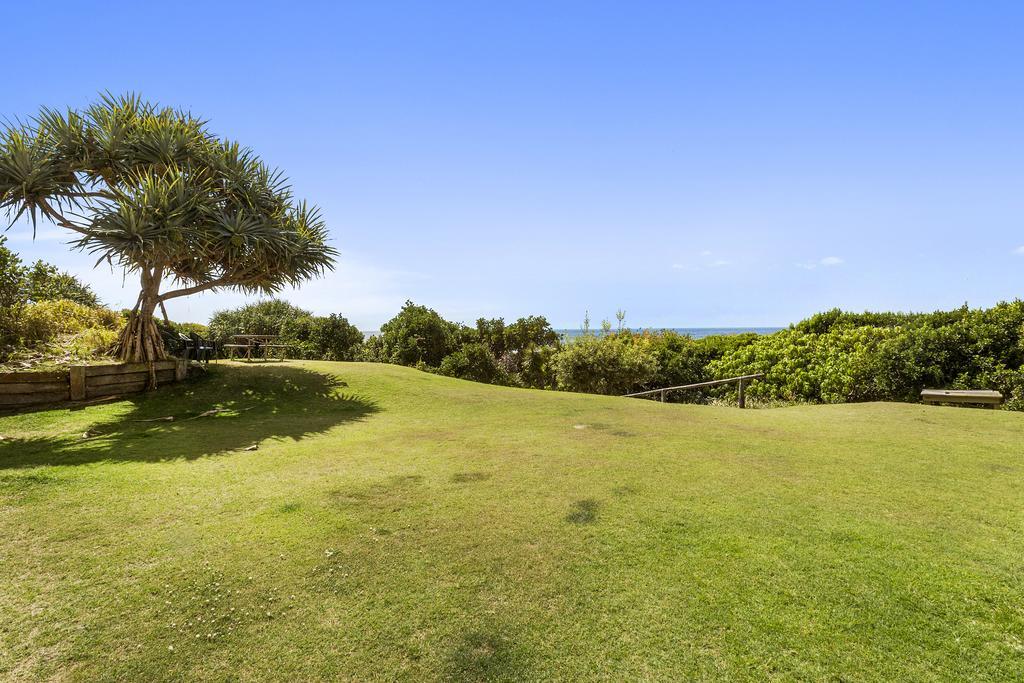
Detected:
left=361, top=302, right=561, bottom=389
left=7, top=227, right=1020, bottom=408
left=365, top=300, right=1024, bottom=410
left=712, top=302, right=1024, bottom=409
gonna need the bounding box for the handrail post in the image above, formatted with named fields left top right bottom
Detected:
left=622, top=373, right=764, bottom=400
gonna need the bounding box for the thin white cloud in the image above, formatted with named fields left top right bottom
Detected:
left=1014, top=245, right=1024, bottom=255
left=797, top=256, right=844, bottom=270
left=670, top=254, right=731, bottom=271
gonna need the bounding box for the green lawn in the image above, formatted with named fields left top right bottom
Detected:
left=1, top=361, right=1022, bottom=681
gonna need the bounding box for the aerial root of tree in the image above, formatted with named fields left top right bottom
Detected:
left=116, top=310, right=167, bottom=389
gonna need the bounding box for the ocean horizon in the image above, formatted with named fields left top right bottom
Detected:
left=554, top=327, right=784, bottom=340
left=363, top=327, right=783, bottom=340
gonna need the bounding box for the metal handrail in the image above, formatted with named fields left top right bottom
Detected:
left=623, top=373, right=765, bottom=408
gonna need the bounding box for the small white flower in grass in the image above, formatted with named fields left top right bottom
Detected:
left=168, top=645, right=174, bottom=652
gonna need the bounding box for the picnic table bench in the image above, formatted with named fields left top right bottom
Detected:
left=223, top=334, right=290, bottom=361
left=921, top=389, right=1003, bottom=408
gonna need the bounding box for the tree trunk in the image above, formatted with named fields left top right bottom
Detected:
left=115, top=287, right=166, bottom=388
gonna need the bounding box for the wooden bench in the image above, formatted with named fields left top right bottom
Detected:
left=921, top=389, right=1003, bottom=408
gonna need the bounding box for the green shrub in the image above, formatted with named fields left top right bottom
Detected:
left=515, top=344, right=559, bottom=389
left=309, top=314, right=363, bottom=361
left=1, top=238, right=104, bottom=356
left=709, top=327, right=895, bottom=403
left=358, top=335, right=385, bottom=362
left=23, top=260, right=100, bottom=307
left=709, top=301, right=1024, bottom=408
left=629, top=331, right=760, bottom=402
left=209, top=300, right=313, bottom=344
left=208, top=300, right=364, bottom=361
left=356, top=299, right=1024, bottom=410
left=439, top=342, right=510, bottom=385
left=377, top=301, right=463, bottom=367
left=551, top=334, right=658, bottom=395
left=20, top=299, right=122, bottom=345
left=2, top=241, right=30, bottom=348
left=64, top=327, right=120, bottom=358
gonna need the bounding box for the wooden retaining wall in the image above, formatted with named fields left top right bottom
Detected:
left=0, top=359, right=188, bottom=410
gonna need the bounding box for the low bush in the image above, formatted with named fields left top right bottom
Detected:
left=63, top=327, right=120, bottom=359
left=551, top=333, right=658, bottom=395
left=439, top=342, right=511, bottom=385
left=0, top=237, right=103, bottom=352
left=1, top=299, right=122, bottom=370
left=309, top=314, right=364, bottom=361
left=375, top=301, right=463, bottom=367
left=709, top=300, right=1024, bottom=407
left=20, top=300, right=122, bottom=346
left=709, top=326, right=894, bottom=403
left=373, top=300, right=1024, bottom=410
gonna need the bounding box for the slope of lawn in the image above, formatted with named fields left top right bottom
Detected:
left=1, top=361, right=1022, bottom=681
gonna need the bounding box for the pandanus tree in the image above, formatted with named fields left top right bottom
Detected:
left=0, top=93, right=336, bottom=367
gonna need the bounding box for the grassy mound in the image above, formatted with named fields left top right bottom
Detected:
left=1, top=362, right=1022, bottom=680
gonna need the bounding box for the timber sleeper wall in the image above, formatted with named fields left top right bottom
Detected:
left=0, top=359, right=189, bottom=409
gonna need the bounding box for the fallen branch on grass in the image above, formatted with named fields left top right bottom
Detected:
left=79, top=406, right=256, bottom=439
left=183, top=406, right=255, bottom=421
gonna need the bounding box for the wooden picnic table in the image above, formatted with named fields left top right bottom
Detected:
left=223, top=334, right=290, bottom=360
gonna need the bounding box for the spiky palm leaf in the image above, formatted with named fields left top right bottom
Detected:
left=0, top=93, right=337, bottom=363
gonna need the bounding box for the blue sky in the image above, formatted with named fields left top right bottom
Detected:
left=3, top=1, right=1023, bottom=329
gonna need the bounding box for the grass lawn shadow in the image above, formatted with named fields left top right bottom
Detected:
left=443, top=623, right=536, bottom=682
left=0, top=364, right=378, bottom=469
left=566, top=498, right=600, bottom=524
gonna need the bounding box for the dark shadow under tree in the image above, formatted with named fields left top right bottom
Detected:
left=0, top=364, right=378, bottom=470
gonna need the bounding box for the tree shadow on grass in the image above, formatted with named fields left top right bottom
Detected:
left=443, top=622, right=537, bottom=682
left=0, top=364, right=379, bottom=469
